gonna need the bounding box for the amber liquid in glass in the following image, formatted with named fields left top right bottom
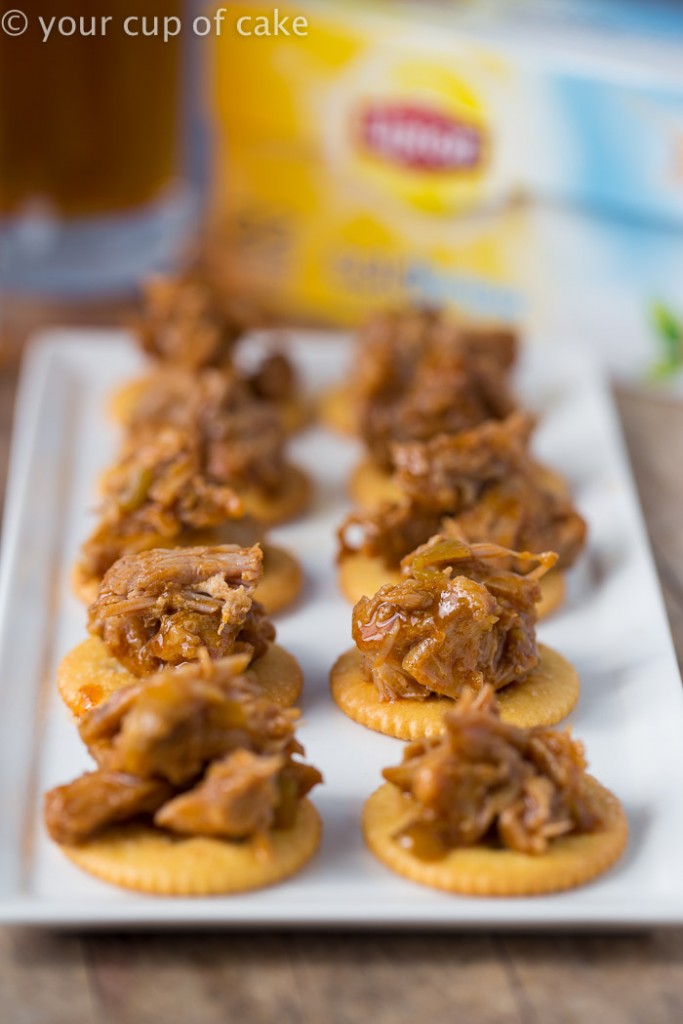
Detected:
left=0, top=0, right=182, bottom=217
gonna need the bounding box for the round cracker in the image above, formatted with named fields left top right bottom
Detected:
left=71, top=523, right=256, bottom=606
left=338, top=552, right=564, bottom=621
left=73, top=566, right=106, bottom=608
left=317, top=383, right=357, bottom=436
left=363, top=780, right=627, bottom=896
left=110, top=378, right=310, bottom=437
left=535, top=463, right=570, bottom=499
left=329, top=644, right=579, bottom=739
left=73, top=530, right=295, bottom=612
left=58, top=638, right=303, bottom=720
left=59, top=798, right=321, bottom=895
left=349, top=460, right=402, bottom=510
left=338, top=552, right=401, bottom=607
left=536, top=568, right=565, bottom=618
left=256, top=544, right=304, bottom=615
left=348, top=460, right=572, bottom=512
left=95, top=466, right=311, bottom=527
left=239, top=465, right=311, bottom=525
left=108, top=377, right=147, bottom=425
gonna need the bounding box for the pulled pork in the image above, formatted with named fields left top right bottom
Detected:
left=339, top=413, right=586, bottom=571
left=132, top=272, right=245, bottom=371
left=353, top=537, right=556, bottom=702
left=156, top=748, right=321, bottom=838
left=353, top=308, right=518, bottom=468
left=45, top=657, right=321, bottom=847
left=123, top=368, right=289, bottom=495
left=44, top=772, right=173, bottom=846
left=78, top=427, right=245, bottom=586
left=131, top=272, right=299, bottom=405
left=383, top=686, right=603, bottom=857
left=88, top=545, right=274, bottom=676
left=391, top=412, right=534, bottom=509
left=248, top=350, right=297, bottom=404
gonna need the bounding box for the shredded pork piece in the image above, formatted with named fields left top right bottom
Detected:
left=155, top=750, right=286, bottom=839
left=44, top=772, right=173, bottom=846
left=88, top=545, right=274, bottom=676
left=353, top=308, right=518, bottom=468
left=340, top=502, right=444, bottom=570
left=123, top=368, right=289, bottom=495
left=132, top=272, right=299, bottom=409
left=339, top=414, right=586, bottom=571
left=383, top=687, right=603, bottom=856
left=45, top=658, right=321, bottom=847
left=155, top=748, right=321, bottom=839
left=81, top=657, right=297, bottom=784
left=391, top=412, right=535, bottom=509
left=78, top=428, right=245, bottom=587
left=132, top=272, right=244, bottom=371
left=353, top=537, right=556, bottom=702
left=248, top=351, right=297, bottom=403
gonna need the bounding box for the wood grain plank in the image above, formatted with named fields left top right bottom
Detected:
left=0, top=929, right=98, bottom=1024
left=615, top=387, right=683, bottom=667
left=81, top=932, right=526, bottom=1024
left=84, top=933, right=311, bottom=1024
left=500, top=931, right=683, bottom=1024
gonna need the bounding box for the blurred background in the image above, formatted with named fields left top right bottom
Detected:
left=1, top=0, right=683, bottom=383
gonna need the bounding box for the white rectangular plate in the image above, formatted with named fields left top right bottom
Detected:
left=1, top=329, right=683, bottom=929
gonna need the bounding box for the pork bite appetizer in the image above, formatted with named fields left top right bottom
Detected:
left=114, top=270, right=308, bottom=433
left=75, top=426, right=304, bottom=613
left=62, top=545, right=303, bottom=719
left=331, top=537, right=579, bottom=739
left=338, top=412, right=586, bottom=617
left=363, top=687, right=626, bottom=896
left=46, top=656, right=322, bottom=895
left=320, top=306, right=517, bottom=446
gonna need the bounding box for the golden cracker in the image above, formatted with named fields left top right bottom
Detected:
left=363, top=781, right=627, bottom=896
left=535, top=463, right=571, bottom=499
left=317, top=383, right=357, bottom=436
left=73, top=565, right=105, bottom=607
left=254, top=544, right=304, bottom=615
left=74, top=529, right=291, bottom=612
left=535, top=568, right=565, bottom=619
left=108, top=377, right=147, bottom=425
left=239, top=465, right=311, bottom=526
left=60, top=798, right=321, bottom=895
left=338, top=553, right=401, bottom=607
left=348, top=460, right=402, bottom=510
left=59, top=638, right=303, bottom=720
left=494, top=644, right=579, bottom=727
left=346, top=457, right=570, bottom=513
left=58, top=637, right=136, bottom=720
left=71, top=525, right=243, bottom=606
left=339, top=552, right=564, bottom=620
left=109, top=378, right=309, bottom=436
left=251, top=642, right=304, bottom=709
left=329, top=644, right=579, bottom=739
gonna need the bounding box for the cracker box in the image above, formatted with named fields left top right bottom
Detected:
left=206, top=0, right=683, bottom=378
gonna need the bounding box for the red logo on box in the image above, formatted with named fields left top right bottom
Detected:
left=358, top=104, right=484, bottom=173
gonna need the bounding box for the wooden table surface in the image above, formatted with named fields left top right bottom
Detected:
left=2, top=302, right=683, bottom=1023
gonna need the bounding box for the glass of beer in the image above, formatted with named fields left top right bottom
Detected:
left=0, top=0, right=197, bottom=295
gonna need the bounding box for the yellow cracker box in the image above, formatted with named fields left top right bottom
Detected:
left=206, top=1, right=683, bottom=387
left=206, top=2, right=530, bottom=326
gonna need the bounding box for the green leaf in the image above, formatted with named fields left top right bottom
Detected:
left=649, top=300, right=683, bottom=381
